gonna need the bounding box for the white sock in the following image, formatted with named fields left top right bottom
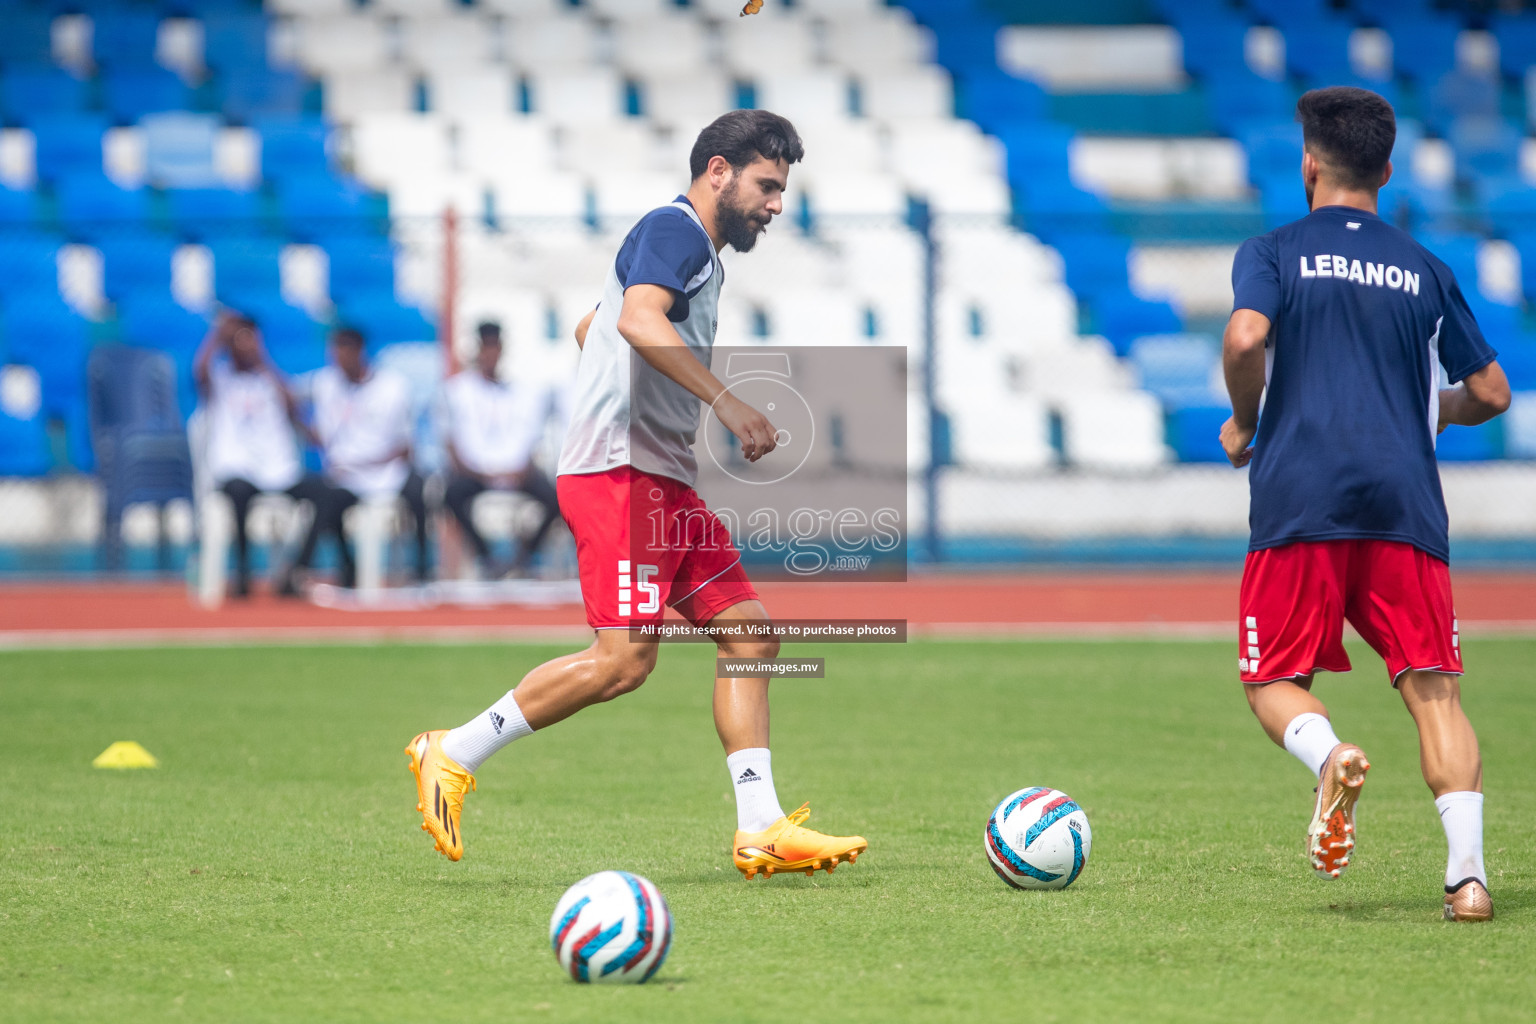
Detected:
left=440, top=690, right=533, bottom=773
left=727, top=747, right=785, bottom=833
left=1282, top=712, right=1341, bottom=778
left=1435, top=791, right=1486, bottom=888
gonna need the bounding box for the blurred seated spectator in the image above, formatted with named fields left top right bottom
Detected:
left=283, top=326, right=429, bottom=592
left=442, top=322, right=562, bottom=578
left=193, top=311, right=311, bottom=597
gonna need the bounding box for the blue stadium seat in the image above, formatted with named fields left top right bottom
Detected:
left=1247, top=0, right=1331, bottom=22
left=1171, top=18, right=1250, bottom=80
left=1448, top=116, right=1521, bottom=186
left=1254, top=171, right=1309, bottom=230
left=1207, top=72, right=1295, bottom=137
left=1436, top=421, right=1501, bottom=461
left=1164, top=404, right=1230, bottom=463
left=1493, top=340, right=1536, bottom=391
left=337, top=301, right=436, bottom=346
left=202, top=12, right=272, bottom=74
left=1049, top=232, right=1130, bottom=302
left=0, top=187, right=41, bottom=227
left=103, top=67, right=193, bottom=122
left=166, top=187, right=265, bottom=240
left=1508, top=232, right=1536, bottom=298
left=1423, top=70, right=1498, bottom=137
left=1416, top=231, right=1481, bottom=291
left=322, top=236, right=397, bottom=305
left=142, top=112, right=221, bottom=188
left=0, top=234, right=62, bottom=297
left=1493, top=16, right=1536, bottom=80
left=116, top=294, right=210, bottom=362
left=0, top=404, right=51, bottom=477
left=956, top=72, right=1048, bottom=135
left=1, top=67, right=88, bottom=123
left=254, top=116, right=332, bottom=181
left=243, top=299, right=327, bottom=375
left=209, top=237, right=285, bottom=304
left=1093, top=292, right=1182, bottom=356
left=998, top=122, right=1074, bottom=186
left=2, top=301, right=90, bottom=420
left=1381, top=15, right=1464, bottom=86
left=31, top=115, right=108, bottom=183
left=277, top=175, right=376, bottom=239
left=1279, top=17, right=1356, bottom=83
left=1129, top=334, right=1220, bottom=408
left=1241, top=123, right=1304, bottom=182
left=56, top=175, right=151, bottom=240
left=0, top=12, right=54, bottom=69
left=90, top=9, right=163, bottom=70
left=97, top=234, right=179, bottom=304
left=1015, top=180, right=1108, bottom=240
left=218, top=68, right=309, bottom=121
left=1379, top=180, right=1456, bottom=235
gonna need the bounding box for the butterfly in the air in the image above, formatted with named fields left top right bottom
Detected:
left=740, top=0, right=763, bottom=15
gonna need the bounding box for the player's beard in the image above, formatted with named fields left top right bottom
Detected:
left=718, top=178, right=766, bottom=253
left=1304, top=178, right=1315, bottom=209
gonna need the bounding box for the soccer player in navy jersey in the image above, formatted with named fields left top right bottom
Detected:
left=1221, top=87, right=1511, bottom=920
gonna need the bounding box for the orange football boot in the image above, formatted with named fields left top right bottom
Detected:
left=406, top=730, right=476, bottom=862
left=1308, top=743, right=1369, bottom=879
left=733, top=803, right=868, bottom=880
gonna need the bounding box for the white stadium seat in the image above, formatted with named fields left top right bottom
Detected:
left=525, top=69, right=626, bottom=122
left=458, top=116, right=560, bottom=178
left=399, top=15, right=501, bottom=71
left=949, top=390, right=1054, bottom=472
left=349, top=113, right=452, bottom=190
left=805, top=171, right=908, bottom=221
left=427, top=68, right=517, bottom=118
left=323, top=70, right=418, bottom=121
left=612, top=18, right=712, bottom=75
left=638, top=73, right=738, bottom=132
left=792, top=118, right=884, bottom=183
left=720, top=17, right=818, bottom=73
left=915, top=172, right=1012, bottom=218
left=561, top=120, right=666, bottom=176
left=371, top=0, right=464, bottom=15
left=1058, top=390, right=1169, bottom=471
left=490, top=170, right=588, bottom=222
left=859, top=67, right=954, bottom=121
left=477, top=0, right=568, bottom=15
left=760, top=287, right=869, bottom=347
left=824, top=13, right=935, bottom=72
left=592, top=170, right=690, bottom=231
left=267, top=0, right=355, bottom=16
left=753, top=70, right=853, bottom=123
left=387, top=171, right=486, bottom=220
left=1016, top=340, right=1128, bottom=402
left=293, top=16, right=394, bottom=76
left=583, top=0, right=682, bottom=21
left=503, top=16, right=601, bottom=73
left=887, top=119, right=1005, bottom=181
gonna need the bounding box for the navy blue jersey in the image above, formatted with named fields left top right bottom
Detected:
left=613, top=196, right=717, bottom=322
left=1231, top=205, right=1497, bottom=563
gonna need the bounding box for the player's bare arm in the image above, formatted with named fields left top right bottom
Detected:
left=616, top=282, right=778, bottom=462
left=1438, top=361, right=1511, bottom=432
left=1220, top=307, right=1271, bottom=467
left=574, top=308, right=595, bottom=350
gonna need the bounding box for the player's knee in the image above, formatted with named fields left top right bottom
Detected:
left=595, top=646, right=657, bottom=701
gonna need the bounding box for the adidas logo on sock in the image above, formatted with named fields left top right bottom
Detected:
left=488, top=711, right=505, bottom=734
left=736, top=768, right=761, bottom=784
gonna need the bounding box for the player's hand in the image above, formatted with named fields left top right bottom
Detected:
left=713, top=393, right=778, bottom=463
left=1219, top=416, right=1255, bottom=468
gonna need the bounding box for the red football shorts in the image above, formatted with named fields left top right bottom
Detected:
left=556, top=465, right=759, bottom=630
left=1238, top=539, right=1461, bottom=685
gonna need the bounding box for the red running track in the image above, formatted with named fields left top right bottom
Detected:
left=3, top=571, right=1535, bottom=646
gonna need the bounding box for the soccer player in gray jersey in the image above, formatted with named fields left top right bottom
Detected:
left=407, top=111, right=868, bottom=879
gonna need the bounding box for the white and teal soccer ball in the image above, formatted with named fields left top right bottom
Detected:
left=985, top=787, right=1091, bottom=890
left=549, top=871, right=672, bottom=984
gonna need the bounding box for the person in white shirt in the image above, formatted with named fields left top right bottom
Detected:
left=442, top=322, right=562, bottom=577
left=192, top=310, right=310, bottom=598
left=283, top=327, right=430, bottom=591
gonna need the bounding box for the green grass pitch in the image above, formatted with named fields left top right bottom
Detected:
left=3, top=637, right=1534, bottom=1022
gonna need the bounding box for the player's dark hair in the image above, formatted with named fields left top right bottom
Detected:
left=689, top=109, right=804, bottom=180
left=477, top=320, right=502, bottom=343
left=332, top=326, right=366, bottom=348
left=1295, top=86, right=1396, bottom=191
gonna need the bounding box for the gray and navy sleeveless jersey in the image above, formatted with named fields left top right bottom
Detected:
left=557, top=195, right=722, bottom=487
